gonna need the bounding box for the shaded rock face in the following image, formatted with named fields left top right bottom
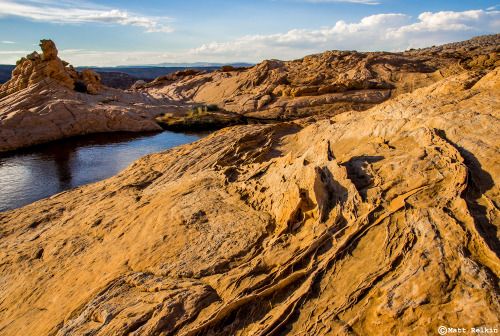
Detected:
left=99, top=72, right=151, bottom=90
left=1, top=68, right=499, bottom=335
left=142, top=35, right=499, bottom=120
left=136, top=69, right=205, bottom=89
left=0, top=39, right=101, bottom=98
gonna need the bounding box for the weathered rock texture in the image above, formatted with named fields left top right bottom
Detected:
left=0, top=40, right=101, bottom=98
left=1, top=35, right=498, bottom=152
left=142, top=34, right=500, bottom=120
left=404, top=33, right=500, bottom=57
left=1, top=67, right=499, bottom=335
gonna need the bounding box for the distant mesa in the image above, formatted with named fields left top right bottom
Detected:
left=0, top=39, right=101, bottom=99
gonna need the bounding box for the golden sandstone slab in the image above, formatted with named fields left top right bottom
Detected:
left=0, top=63, right=499, bottom=336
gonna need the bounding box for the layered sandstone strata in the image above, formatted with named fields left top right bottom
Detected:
left=0, top=68, right=498, bottom=335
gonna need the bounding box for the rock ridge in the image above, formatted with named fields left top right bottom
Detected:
left=1, top=35, right=498, bottom=152
left=142, top=34, right=499, bottom=120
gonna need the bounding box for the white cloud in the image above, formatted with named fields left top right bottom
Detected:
left=57, top=50, right=178, bottom=67
left=0, top=50, right=33, bottom=64
left=0, top=0, right=174, bottom=33
left=386, top=10, right=500, bottom=48
left=60, top=49, right=84, bottom=53
left=190, top=10, right=500, bottom=61
left=1, top=41, right=17, bottom=44
left=1, top=8, right=498, bottom=67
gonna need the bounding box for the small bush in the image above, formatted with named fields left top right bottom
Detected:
left=186, top=106, right=209, bottom=117
left=155, top=113, right=175, bottom=124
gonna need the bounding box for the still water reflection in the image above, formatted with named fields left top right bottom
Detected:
left=0, top=131, right=210, bottom=212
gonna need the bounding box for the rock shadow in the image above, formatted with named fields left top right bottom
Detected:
left=460, top=147, right=499, bottom=258
left=341, top=155, right=384, bottom=200
left=434, top=129, right=499, bottom=258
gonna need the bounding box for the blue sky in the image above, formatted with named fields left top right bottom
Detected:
left=0, top=0, right=499, bottom=66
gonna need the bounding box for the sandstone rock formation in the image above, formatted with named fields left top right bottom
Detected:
left=404, top=33, right=500, bottom=57
left=138, top=69, right=205, bottom=89
left=1, top=67, right=498, bottom=335
left=1, top=35, right=498, bottom=152
left=0, top=82, right=194, bottom=151
left=0, top=40, right=101, bottom=98
left=142, top=34, right=499, bottom=120
left=0, top=40, right=199, bottom=152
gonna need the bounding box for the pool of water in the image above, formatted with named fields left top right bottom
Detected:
left=0, top=131, right=210, bottom=212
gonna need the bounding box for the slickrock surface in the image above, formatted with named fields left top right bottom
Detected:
left=1, top=67, right=498, bottom=335
left=142, top=34, right=499, bottom=120
left=0, top=82, right=196, bottom=151
left=1, top=35, right=498, bottom=152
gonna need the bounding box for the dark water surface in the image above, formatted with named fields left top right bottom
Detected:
left=0, top=131, right=210, bottom=212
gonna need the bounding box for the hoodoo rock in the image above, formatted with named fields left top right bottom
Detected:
left=0, top=66, right=498, bottom=335
left=0, top=39, right=101, bottom=98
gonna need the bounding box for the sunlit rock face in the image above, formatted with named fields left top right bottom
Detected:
left=0, top=40, right=199, bottom=152
left=0, top=39, right=101, bottom=98
left=0, top=66, right=499, bottom=335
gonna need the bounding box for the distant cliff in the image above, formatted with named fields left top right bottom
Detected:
left=0, top=65, right=15, bottom=84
